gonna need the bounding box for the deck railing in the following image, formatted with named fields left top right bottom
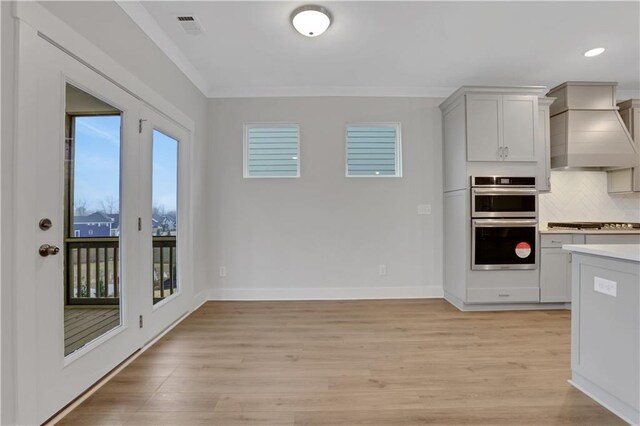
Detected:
left=65, top=237, right=177, bottom=305
left=152, top=237, right=178, bottom=304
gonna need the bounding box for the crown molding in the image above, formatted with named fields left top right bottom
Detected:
left=207, top=85, right=458, bottom=99
left=116, top=1, right=209, bottom=96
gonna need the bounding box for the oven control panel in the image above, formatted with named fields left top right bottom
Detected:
left=472, top=176, right=536, bottom=188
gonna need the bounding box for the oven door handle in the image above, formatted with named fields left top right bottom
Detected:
left=472, top=188, right=538, bottom=195
left=473, top=219, right=538, bottom=227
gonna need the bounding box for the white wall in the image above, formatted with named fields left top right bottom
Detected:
left=539, top=170, right=640, bottom=225
left=1, top=2, right=16, bottom=423
left=207, top=97, right=444, bottom=299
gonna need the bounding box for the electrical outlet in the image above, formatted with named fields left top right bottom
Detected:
left=594, top=276, right=616, bottom=297
left=379, top=264, right=387, bottom=276
left=219, top=266, right=227, bottom=277
left=417, top=204, right=432, bottom=215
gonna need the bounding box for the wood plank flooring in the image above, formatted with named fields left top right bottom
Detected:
left=65, top=307, right=120, bottom=356
left=57, top=300, right=624, bottom=425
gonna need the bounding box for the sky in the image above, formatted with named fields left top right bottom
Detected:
left=74, top=116, right=178, bottom=214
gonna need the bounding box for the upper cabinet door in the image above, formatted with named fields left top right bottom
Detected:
left=502, top=95, right=538, bottom=162
left=466, top=94, right=502, bottom=161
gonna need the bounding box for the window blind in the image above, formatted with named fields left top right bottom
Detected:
left=346, top=125, right=400, bottom=176
left=246, top=125, right=299, bottom=177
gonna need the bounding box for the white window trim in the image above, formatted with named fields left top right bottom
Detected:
left=243, top=122, right=301, bottom=179
left=345, top=122, right=403, bottom=178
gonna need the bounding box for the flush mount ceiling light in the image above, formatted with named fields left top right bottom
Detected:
left=291, top=5, right=332, bottom=37
left=584, top=47, right=605, bottom=57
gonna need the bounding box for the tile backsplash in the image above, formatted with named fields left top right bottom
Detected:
left=539, top=171, right=640, bottom=225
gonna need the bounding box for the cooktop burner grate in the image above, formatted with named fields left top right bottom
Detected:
left=547, top=222, right=640, bottom=230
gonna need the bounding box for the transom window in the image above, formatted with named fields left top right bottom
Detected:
left=346, top=123, right=402, bottom=177
left=244, top=123, right=300, bottom=178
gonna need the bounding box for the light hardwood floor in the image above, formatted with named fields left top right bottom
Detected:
left=58, top=300, right=624, bottom=425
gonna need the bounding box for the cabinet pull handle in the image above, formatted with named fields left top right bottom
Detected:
left=498, top=146, right=503, bottom=158
left=551, top=240, right=563, bottom=244
left=498, top=293, right=510, bottom=297
left=504, top=146, right=509, bottom=157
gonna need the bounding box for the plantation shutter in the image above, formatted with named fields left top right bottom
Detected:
left=346, top=125, right=400, bottom=176
left=246, top=125, right=299, bottom=177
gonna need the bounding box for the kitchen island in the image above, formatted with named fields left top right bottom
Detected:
left=563, top=244, right=640, bottom=425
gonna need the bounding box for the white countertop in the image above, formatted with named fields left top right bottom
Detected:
left=540, top=228, right=640, bottom=234
left=562, top=244, right=640, bottom=262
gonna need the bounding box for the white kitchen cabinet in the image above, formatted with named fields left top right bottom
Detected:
left=502, top=95, right=538, bottom=162
left=440, top=86, right=548, bottom=193
left=608, top=99, right=640, bottom=193
left=466, top=94, right=502, bottom=161
left=539, top=234, right=581, bottom=303
left=466, top=93, right=538, bottom=162
left=539, top=233, right=640, bottom=304
left=540, top=249, right=571, bottom=302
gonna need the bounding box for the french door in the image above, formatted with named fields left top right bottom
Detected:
left=138, top=105, right=192, bottom=342
left=14, top=25, right=191, bottom=424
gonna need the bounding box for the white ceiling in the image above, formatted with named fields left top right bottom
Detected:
left=62, top=1, right=640, bottom=98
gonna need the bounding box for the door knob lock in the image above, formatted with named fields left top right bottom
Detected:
left=39, top=218, right=53, bottom=230
left=39, top=244, right=60, bottom=257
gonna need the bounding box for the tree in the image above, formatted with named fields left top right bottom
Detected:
left=75, top=198, right=88, bottom=216
left=152, top=203, right=166, bottom=217
left=99, top=195, right=118, bottom=214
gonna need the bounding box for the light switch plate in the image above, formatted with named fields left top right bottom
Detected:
left=379, top=264, right=387, bottom=276
left=418, top=204, right=432, bottom=215
left=594, top=276, right=617, bottom=297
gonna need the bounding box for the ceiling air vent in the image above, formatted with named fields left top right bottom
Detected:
left=176, top=15, right=203, bottom=35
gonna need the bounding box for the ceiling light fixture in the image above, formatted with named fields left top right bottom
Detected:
left=291, top=5, right=331, bottom=37
left=584, top=47, right=605, bottom=57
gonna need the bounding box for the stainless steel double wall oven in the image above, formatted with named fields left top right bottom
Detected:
left=471, top=176, right=538, bottom=270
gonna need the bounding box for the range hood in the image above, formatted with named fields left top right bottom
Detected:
left=547, top=82, right=639, bottom=170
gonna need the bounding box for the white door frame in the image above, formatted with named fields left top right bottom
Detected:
left=15, top=22, right=145, bottom=424
left=139, top=105, right=194, bottom=342
left=12, top=7, right=198, bottom=423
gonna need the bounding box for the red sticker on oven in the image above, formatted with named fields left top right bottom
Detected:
left=515, top=242, right=532, bottom=258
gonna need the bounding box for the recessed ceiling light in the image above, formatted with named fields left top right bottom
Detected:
left=291, top=5, right=331, bottom=37
left=584, top=47, right=605, bottom=57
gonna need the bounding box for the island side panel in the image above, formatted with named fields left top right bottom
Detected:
left=571, top=252, right=640, bottom=425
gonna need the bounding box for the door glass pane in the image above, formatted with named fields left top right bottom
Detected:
left=152, top=130, right=178, bottom=304
left=64, top=84, right=122, bottom=356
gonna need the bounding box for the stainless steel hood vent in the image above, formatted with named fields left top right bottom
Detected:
left=547, top=82, right=638, bottom=170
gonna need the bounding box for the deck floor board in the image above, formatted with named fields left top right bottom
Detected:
left=65, top=307, right=120, bottom=356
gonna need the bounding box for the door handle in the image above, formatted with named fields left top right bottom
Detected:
left=39, top=244, right=60, bottom=257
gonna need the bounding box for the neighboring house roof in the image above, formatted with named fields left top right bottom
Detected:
left=106, top=214, right=120, bottom=229
left=152, top=214, right=177, bottom=229
left=74, top=212, right=114, bottom=224
left=74, top=212, right=175, bottom=229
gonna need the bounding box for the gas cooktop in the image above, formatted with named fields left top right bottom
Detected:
left=547, top=222, right=640, bottom=230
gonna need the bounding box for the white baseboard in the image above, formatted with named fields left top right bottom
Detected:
left=192, top=289, right=208, bottom=310
left=208, top=286, right=444, bottom=301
